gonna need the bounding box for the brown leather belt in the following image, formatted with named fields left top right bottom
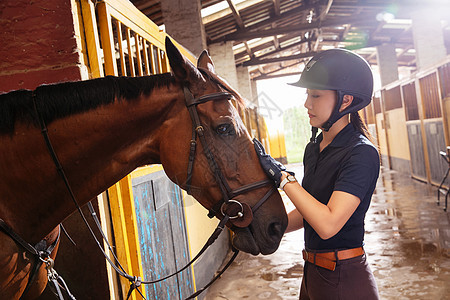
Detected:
left=302, top=247, right=365, bottom=271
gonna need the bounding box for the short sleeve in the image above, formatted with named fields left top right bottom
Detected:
left=334, top=144, right=380, bottom=201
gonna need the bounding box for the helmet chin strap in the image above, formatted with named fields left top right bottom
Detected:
left=321, top=90, right=345, bottom=132
left=310, top=90, right=348, bottom=143
left=310, top=126, right=318, bottom=143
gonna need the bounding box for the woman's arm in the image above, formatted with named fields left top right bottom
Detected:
left=286, top=209, right=304, bottom=233
left=282, top=172, right=360, bottom=240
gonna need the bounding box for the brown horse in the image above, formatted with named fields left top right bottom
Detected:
left=0, top=38, right=287, bottom=299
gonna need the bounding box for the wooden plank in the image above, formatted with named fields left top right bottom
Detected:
left=135, top=34, right=143, bottom=76
left=424, top=120, right=448, bottom=184
left=79, top=0, right=104, bottom=78
left=97, top=2, right=118, bottom=76
left=407, top=122, right=427, bottom=180
left=107, top=4, right=165, bottom=50
left=116, top=20, right=127, bottom=76
left=132, top=172, right=194, bottom=299
left=108, top=181, right=137, bottom=300
left=157, top=48, right=163, bottom=75
left=142, top=40, right=150, bottom=75
left=97, top=192, right=121, bottom=299
left=118, top=175, right=147, bottom=297
left=149, top=44, right=156, bottom=74
left=126, top=28, right=135, bottom=77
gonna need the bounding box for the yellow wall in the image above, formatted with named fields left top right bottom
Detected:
left=385, top=108, right=411, bottom=161
left=269, top=129, right=287, bottom=162
left=444, top=98, right=450, bottom=141
left=183, top=196, right=221, bottom=257
left=376, top=113, right=389, bottom=157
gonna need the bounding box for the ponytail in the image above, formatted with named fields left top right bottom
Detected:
left=350, top=112, right=376, bottom=145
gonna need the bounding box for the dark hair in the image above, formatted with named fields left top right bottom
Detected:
left=350, top=111, right=376, bottom=145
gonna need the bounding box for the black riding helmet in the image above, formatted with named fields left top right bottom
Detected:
left=290, top=48, right=374, bottom=132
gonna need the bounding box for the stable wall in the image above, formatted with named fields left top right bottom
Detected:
left=0, top=0, right=86, bottom=92
left=376, top=113, right=390, bottom=168
left=384, top=108, right=411, bottom=173
left=183, top=196, right=230, bottom=296
left=373, top=57, right=450, bottom=188
left=0, top=0, right=112, bottom=299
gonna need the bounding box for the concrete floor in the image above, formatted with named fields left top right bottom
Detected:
left=205, top=165, right=450, bottom=300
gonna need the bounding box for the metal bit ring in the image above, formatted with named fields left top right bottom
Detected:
left=221, top=200, right=244, bottom=219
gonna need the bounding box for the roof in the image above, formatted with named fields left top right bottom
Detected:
left=131, top=0, right=450, bottom=80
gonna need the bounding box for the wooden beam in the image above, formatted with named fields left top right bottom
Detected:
left=222, top=15, right=377, bottom=42
left=253, top=71, right=302, bottom=81
left=273, top=0, right=281, bottom=17
left=243, top=51, right=317, bottom=66
left=210, top=5, right=314, bottom=43
left=226, top=0, right=245, bottom=29
left=238, top=38, right=340, bottom=63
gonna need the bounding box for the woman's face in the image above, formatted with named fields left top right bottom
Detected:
left=304, top=89, right=337, bottom=128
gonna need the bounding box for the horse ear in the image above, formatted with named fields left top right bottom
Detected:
left=165, top=37, right=196, bottom=82
left=198, top=50, right=216, bottom=74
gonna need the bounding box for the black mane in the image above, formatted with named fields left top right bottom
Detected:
left=0, top=74, right=175, bottom=134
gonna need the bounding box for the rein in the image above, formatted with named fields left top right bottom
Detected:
left=0, top=221, right=75, bottom=300
left=2, top=83, right=275, bottom=300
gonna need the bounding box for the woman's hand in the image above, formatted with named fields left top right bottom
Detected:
left=253, top=138, right=294, bottom=187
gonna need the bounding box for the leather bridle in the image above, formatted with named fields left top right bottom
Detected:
left=1, top=80, right=277, bottom=300
left=183, top=86, right=275, bottom=228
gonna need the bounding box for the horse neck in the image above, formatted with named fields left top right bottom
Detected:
left=1, top=77, right=185, bottom=243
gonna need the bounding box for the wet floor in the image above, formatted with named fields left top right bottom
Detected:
left=205, top=165, right=450, bottom=300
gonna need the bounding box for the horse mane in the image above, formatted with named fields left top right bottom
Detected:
left=0, top=74, right=175, bottom=134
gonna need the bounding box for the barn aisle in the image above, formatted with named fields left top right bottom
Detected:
left=205, top=165, right=450, bottom=300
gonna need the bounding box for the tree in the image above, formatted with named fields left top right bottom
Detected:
left=283, top=106, right=311, bottom=163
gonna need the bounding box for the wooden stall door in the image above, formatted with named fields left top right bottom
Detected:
left=419, top=73, right=448, bottom=185
left=132, top=171, right=194, bottom=299
left=424, top=120, right=448, bottom=184
left=406, top=121, right=427, bottom=181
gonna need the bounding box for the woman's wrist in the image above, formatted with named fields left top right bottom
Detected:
left=279, top=171, right=297, bottom=190
left=280, top=171, right=288, bottom=181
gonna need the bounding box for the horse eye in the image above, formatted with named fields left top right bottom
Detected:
left=216, top=124, right=235, bottom=136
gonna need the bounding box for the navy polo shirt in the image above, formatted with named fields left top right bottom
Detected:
left=302, top=123, right=380, bottom=250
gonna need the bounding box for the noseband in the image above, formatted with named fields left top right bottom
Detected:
left=183, top=86, right=275, bottom=228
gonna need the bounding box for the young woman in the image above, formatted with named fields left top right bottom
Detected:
left=254, top=49, right=380, bottom=299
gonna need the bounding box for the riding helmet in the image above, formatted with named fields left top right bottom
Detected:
left=290, top=48, right=374, bottom=131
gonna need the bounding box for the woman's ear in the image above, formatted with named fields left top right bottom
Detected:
left=339, top=95, right=354, bottom=112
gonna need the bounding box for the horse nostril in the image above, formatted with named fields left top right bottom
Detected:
left=268, top=222, right=283, bottom=237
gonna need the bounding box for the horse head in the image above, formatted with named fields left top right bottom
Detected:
left=160, top=38, right=288, bottom=255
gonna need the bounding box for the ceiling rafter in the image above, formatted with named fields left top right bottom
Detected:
left=130, top=0, right=439, bottom=79
left=222, top=14, right=378, bottom=42
left=243, top=51, right=318, bottom=67
left=225, top=0, right=254, bottom=63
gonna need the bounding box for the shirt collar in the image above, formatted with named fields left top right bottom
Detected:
left=328, top=123, right=356, bottom=148
left=315, top=123, right=356, bottom=148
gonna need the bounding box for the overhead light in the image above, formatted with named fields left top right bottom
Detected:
left=376, top=12, right=395, bottom=22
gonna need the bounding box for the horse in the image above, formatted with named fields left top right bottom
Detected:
left=0, top=37, right=288, bottom=299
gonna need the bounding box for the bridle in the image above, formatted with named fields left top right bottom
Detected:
left=0, top=78, right=276, bottom=300
left=183, top=85, right=275, bottom=228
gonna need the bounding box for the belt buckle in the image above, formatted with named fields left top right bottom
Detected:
left=302, top=249, right=309, bottom=261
